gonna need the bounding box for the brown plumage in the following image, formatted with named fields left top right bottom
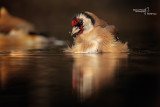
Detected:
left=65, top=11, right=128, bottom=53
left=0, top=7, right=48, bottom=50
left=0, top=7, right=34, bottom=33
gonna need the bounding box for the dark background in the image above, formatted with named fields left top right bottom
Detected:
left=0, top=0, right=159, bottom=50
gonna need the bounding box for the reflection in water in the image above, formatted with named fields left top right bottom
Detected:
left=0, top=50, right=52, bottom=107
left=0, top=51, right=32, bottom=89
left=0, top=50, right=160, bottom=107
left=72, top=53, right=128, bottom=101
left=29, top=59, right=53, bottom=107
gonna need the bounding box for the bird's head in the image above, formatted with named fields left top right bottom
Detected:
left=71, top=12, right=95, bottom=36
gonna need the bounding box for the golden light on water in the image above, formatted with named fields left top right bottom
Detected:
left=72, top=53, right=128, bottom=100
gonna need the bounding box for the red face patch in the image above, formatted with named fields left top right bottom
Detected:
left=71, top=18, right=82, bottom=27
left=71, top=18, right=84, bottom=35
left=78, top=25, right=84, bottom=34
left=72, top=19, right=78, bottom=27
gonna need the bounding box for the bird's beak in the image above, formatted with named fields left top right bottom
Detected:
left=71, top=26, right=80, bottom=36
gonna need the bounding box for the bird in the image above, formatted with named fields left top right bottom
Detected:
left=65, top=11, right=129, bottom=53
left=0, top=7, right=48, bottom=50
left=0, top=7, right=34, bottom=33
left=0, top=7, right=65, bottom=49
left=0, top=30, right=48, bottom=50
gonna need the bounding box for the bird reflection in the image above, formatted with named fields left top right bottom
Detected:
left=72, top=53, right=128, bottom=101
left=0, top=50, right=35, bottom=89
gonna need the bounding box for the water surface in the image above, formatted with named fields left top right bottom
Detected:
left=0, top=47, right=160, bottom=107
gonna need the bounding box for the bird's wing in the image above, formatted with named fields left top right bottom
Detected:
left=105, top=25, right=118, bottom=35
left=85, top=11, right=107, bottom=27
left=98, top=19, right=108, bottom=28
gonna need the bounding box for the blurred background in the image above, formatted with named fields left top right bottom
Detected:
left=0, top=1, right=160, bottom=107
left=0, top=0, right=159, bottom=50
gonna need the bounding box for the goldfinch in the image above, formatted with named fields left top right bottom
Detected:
left=65, top=11, right=128, bottom=53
